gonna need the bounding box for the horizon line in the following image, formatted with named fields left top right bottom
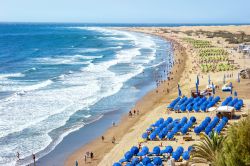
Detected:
left=1, top=21, right=250, bottom=25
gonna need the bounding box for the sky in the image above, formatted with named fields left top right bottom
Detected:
left=1, top=0, right=250, bottom=23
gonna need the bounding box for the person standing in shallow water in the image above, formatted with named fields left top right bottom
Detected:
left=16, top=152, right=20, bottom=160
left=32, top=153, right=36, bottom=166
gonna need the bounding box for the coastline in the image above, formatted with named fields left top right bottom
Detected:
left=65, top=31, right=188, bottom=166
left=65, top=25, right=250, bottom=166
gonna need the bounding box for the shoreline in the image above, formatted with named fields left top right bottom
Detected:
left=65, top=31, right=188, bottom=166
left=35, top=30, right=173, bottom=166
left=66, top=25, right=250, bottom=166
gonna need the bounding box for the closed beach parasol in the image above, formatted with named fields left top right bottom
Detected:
left=223, top=74, right=226, bottom=84
left=196, top=75, right=199, bottom=85
left=178, top=83, right=182, bottom=97
left=212, top=82, right=215, bottom=95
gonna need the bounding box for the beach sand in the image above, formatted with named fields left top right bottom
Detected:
left=65, top=25, right=250, bottom=166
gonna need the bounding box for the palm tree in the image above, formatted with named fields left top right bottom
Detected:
left=191, top=131, right=225, bottom=166
left=223, top=116, right=250, bottom=166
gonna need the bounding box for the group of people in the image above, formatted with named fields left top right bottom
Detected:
left=84, top=151, right=94, bottom=163
left=16, top=152, right=36, bottom=166
left=101, top=135, right=116, bottom=144
left=128, top=109, right=140, bottom=117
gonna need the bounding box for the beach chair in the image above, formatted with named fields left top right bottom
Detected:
left=183, top=136, right=192, bottom=141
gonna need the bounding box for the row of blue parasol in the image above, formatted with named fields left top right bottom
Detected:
left=113, top=145, right=193, bottom=166
left=141, top=117, right=196, bottom=140
left=168, top=96, right=220, bottom=112
left=194, top=116, right=228, bottom=135
left=221, top=96, right=244, bottom=111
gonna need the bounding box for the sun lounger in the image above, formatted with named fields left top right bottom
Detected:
left=183, top=136, right=192, bottom=141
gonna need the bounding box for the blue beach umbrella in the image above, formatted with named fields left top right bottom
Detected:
left=135, top=163, right=143, bottom=166
left=172, top=152, right=180, bottom=160
left=194, top=126, right=201, bottom=134
left=119, top=158, right=127, bottom=163
left=167, top=132, right=174, bottom=139
left=190, top=116, right=196, bottom=123
left=142, top=157, right=151, bottom=165
left=182, top=151, right=190, bottom=160
left=188, top=146, right=193, bottom=152
left=153, top=157, right=162, bottom=165
left=131, top=158, right=140, bottom=165
left=137, top=151, right=146, bottom=156
left=178, top=84, right=182, bottom=97
left=113, top=162, right=121, bottom=166
left=165, top=145, right=173, bottom=153
left=130, top=146, right=139, bottom=155
left=176, top=146, right=184, bottom=154
left=149, top=133, right=156, bottom=140
left=146, top=163, right=154, bottom=166
left=142, top=133, right=148, bottom=139
left=142, top=146, right=149, bottom=154
left=124, top=151, right=133, bottom=160
left=152, top=146, right=161, bottom=155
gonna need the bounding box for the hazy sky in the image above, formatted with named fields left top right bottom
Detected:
left=1, top=0, right=250, bottom=23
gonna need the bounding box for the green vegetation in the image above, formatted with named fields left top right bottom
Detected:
left=222, top=116, right=250, bottom=166
left=191, top=131, right=225, bottom=166
left=201, top=63, right=236, bottom=72
left=191, top=117, right=250, bottom=166
left=183, top=38, right=213, bottom=48
left=183, top=30, right=250, bottom=44
left=183, top=37, right=237, bottom=73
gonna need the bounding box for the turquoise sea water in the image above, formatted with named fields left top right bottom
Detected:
left=0, top=23, right=174, bottom=165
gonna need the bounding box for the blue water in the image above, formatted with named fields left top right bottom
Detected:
left=0, top=24, right=173, bottom=166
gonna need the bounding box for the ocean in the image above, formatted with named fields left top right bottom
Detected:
left=0, top=23, right=173, bottom=165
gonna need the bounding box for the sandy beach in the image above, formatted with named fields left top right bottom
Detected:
left=65, top=25, right=250, bottom=166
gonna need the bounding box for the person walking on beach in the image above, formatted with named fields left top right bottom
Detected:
left=16, top=152, right=20, bottom=160
left=112, top=136, right=116, bottom=144
left=129, top=111, right=132, bottom=117
left=101, top=135, right=105, bottom=142
left=84, top=154, right=87, bottom=163
left=90, top=152, right=94, bottom=160
left=32, top=153, right=36, bottom=166
left=133, top=109, right=136, bottom=115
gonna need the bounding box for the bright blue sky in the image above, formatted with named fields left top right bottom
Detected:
left=1, top=0, right=250, bottom=23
